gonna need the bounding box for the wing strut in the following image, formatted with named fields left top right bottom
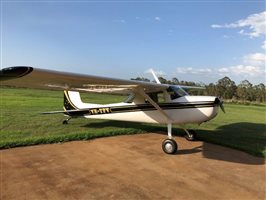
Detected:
left=136, top=88, right=173, bottom=125
left=136, top=88, right=174, bottom=139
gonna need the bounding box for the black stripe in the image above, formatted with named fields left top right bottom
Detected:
left=65, top=102, right=217, bottom=116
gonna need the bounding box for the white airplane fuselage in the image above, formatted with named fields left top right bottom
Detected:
left=66, top=91, right=219, bottom=125
left=85, top=98, right=218, bottom=124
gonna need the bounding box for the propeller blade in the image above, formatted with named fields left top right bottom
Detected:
left=214, top=97, right=226, bottom=113
left=220, top=102, right=226, bottom=113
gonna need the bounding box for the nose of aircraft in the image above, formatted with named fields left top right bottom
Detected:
left=214, top=97, right=226, bottom=113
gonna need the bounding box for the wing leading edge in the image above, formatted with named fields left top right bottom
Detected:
left=0, top=66, right=169, bottom=94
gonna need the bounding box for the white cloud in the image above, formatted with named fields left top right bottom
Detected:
left=211, top=11, right=266, bottom=38
left=262, top=41, right=266, bottom=49
left=176, top=67, right=192, bottom=74
left=198, top=68, right=213, bottom=73
left=211, top=24, right=222, bottom=28
left=209, top=11, right=266, bottom=80
left=176, top=64, right=265, bottom=78
left=223, top=35, right=232, bottom=39
left=218, top=65, right=264, bottom=77
left=112, top=19, right=126, bottom=23
left=218, top=68, right=230, bottom=73
left=176, top=67, right=213, bottom=75
left=145, top=68, right=165, bottom=76
left=154, top=17, right=161, bottom=21
left=243, top=53, right=266, bottom=67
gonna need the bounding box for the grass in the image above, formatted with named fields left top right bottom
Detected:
left=194, top=104, right=266, bottom=157
left=0, top=87, right=265, bottom=157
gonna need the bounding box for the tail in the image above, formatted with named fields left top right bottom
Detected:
left=42, top=90, right=87, bottom=115
left=64, top=90, right=79, bottom=110
left=63, top=90, right=100, bottom=111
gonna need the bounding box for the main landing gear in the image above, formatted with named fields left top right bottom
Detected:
left=162, top=138, right=177, bottom=154
left=162, top=124, right=177, bottom=154
left=161, top=124, right=198, bottom=154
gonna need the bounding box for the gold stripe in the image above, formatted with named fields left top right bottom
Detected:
left=18, top=67, right=32, bottom=78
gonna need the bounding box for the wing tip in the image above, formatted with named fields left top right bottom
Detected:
left=0, top=66, right=34, bottom=81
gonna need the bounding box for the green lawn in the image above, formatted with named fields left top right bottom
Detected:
left=0, top=87, right=265, bottom=157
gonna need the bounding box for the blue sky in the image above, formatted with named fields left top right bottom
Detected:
left=1, top=1, right=265, bottom=84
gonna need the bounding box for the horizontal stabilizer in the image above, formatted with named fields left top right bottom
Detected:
left=42, top=109, right=86, bottom=115
left=42, top=110, right=69, bottom=114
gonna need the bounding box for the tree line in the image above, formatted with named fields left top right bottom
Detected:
left=131, top=76, right=266, bottom=103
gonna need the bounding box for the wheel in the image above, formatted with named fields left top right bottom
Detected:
left=62, top=120, right=68, bottom=125
left=162, top=139, right=178, bottom=154
left=184, top=130, right=197, bottom=141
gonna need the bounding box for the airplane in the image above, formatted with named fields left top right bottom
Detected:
left=0, top=66, right=225, bottom=154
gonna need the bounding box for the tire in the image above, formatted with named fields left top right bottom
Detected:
left=63, top=120, right=68, bottom=125
left=162, top=139, right=178, bottom=154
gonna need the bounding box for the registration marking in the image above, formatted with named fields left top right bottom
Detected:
left=89, top=108, right=112, bottom=115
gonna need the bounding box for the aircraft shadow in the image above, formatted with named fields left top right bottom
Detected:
left=83, top=121, right=265, bottom=165
left=176, top=145, right=203, bottom=155
left=197, top=122, right=266, bottom=165
left=82, top=121, right=168, bottom=133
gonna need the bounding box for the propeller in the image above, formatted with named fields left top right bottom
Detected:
left=215, top=98, right=226, bottom=113
left=220, top=101, right=226, bottom=113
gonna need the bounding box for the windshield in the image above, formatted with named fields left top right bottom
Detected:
left=167, top=86, right=188, bottom=100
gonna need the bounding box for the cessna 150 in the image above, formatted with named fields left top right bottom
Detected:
left=0, top=66, right=225, bottom=154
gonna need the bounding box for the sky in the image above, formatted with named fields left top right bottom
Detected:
left=1, top=1, right=265, bottom=84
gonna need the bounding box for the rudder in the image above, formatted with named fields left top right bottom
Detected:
left=64, top=90, right=79, bottom=110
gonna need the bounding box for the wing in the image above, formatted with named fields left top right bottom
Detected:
left=0, top=66, right=168, bottom=94
left=0, top=66, right=204, bottom=94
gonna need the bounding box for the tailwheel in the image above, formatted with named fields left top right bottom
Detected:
left=162, top=139, right=178, bottom=154
left=184, top=129, right=198, bottom=141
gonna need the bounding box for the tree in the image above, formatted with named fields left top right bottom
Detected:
left=206, top=83, right=217, bottom=96
left=131, top=77, right=150, bottom=82
left=158, top=77, right=168, bottom=84
left=237, top=80, right=253, bottom=102
left=171, top=78, right=179, bottom=85
left=216, top=76, right=237, bottom=99
left=253, top=83, right=266, bottom=102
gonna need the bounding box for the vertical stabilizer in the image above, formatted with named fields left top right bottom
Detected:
left=63, top=90, right=101, bottom=110
left=63, top=90, right=79, bottom=110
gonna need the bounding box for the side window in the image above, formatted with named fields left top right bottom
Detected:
left=167, top=86, right=188, bottom=100
left=148, top=93, right=158, bottom=103
left=146, top=92, right=165, bottom=103
left=167, top=87, right=181, bottom=100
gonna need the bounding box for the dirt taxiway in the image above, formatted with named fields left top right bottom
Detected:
left=1, top=133, right=265, bottom=200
